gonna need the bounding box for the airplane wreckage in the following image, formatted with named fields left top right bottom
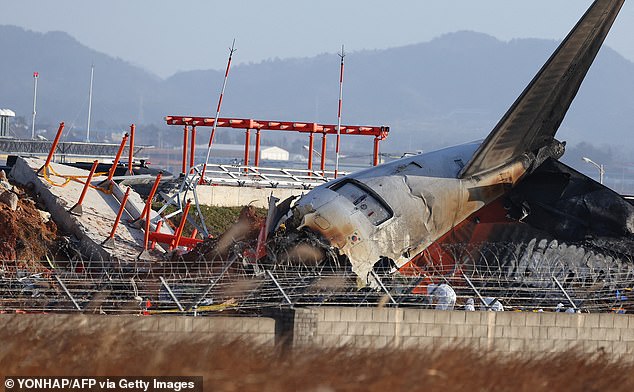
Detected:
left=255, top=0, right=634, bottom=309
left=2, top=0, right=633, bottom=313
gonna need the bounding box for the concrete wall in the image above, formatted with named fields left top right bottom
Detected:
left=0, top=314, right=276, bottom=346
left=290, top=308, right=634, bottom=357
left=3, top=308, right=634, bottom=357
left=195, top=185, right=307, bottom=208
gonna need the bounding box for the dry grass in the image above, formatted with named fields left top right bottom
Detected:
left=1, top=321, right=633, bottom=391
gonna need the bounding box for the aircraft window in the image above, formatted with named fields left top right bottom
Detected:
left=332, top=181, right=392, bottom=225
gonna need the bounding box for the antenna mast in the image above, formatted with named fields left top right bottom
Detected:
left=334, top=45, right=345, bottom=179
left=200, top=39, right=237, bottom=184
left=86, top=64, right=94, bottom=142
left=31, top=71, right=39, bottom=140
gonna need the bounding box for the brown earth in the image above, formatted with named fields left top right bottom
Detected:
left=0, top=185, right=58, bottom=263
left=1, top=321, right=633, bottom=391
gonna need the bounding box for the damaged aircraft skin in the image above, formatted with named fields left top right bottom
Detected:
left=275, top=0, right=633, bottom=287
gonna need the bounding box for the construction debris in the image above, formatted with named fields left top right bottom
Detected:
left=181, top=205, right=264, bottom=263
left=10, top=156, right=172, bottom=263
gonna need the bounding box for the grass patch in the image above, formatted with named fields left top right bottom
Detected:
left=153, top=202, right=267, bottom=237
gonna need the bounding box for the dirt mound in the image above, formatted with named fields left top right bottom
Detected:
left=0, top=180, right=58, bottom=263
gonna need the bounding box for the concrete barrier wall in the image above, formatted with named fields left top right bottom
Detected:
left=195, top=185, right=306, bottom=208
left=0, top=314, right=277, bottom=346
left=291, top=308, right=634, bottom=356
left=3, top=309, right=634, bottom=357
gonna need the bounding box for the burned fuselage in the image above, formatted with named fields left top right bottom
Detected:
left=284, top=142, right=533, bottom=284
left=276, top=0, right=628, bottom=287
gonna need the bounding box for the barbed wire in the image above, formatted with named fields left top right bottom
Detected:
left=1, top=239, right=632, bottom=315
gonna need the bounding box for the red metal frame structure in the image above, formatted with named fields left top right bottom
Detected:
left=165, top=116, right=389, bottom=174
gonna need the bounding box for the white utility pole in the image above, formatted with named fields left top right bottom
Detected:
left=31, top=71, right=39, bottom=139
left=334, top=45, right=345, bottom=179
left=86, top=64, right=94, bottom=142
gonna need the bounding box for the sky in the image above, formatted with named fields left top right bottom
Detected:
left=1, top=0, right=632, bottom=78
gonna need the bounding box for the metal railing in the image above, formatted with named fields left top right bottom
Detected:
left=200, top=164, right=347, bottom=189
left=0, top=139, right=146, bottom=163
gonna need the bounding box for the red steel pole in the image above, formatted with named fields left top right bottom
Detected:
left=138, top=171, right=163, bottom=223
left=187, top=228, right=199, bottom=250
left=308, top=132, right=314, bottom=175
left=189, top=126, right=197, bottom=172
left=76, top=160, right=98, bottom=205
left=69, top=160, right=99, bottom=216
left=104, top=187, right=131, bottom=242
left=254, top=130, right=261, bottom=167
left=141, top=173, right=163, bottom=251
left=182, top=125, right=189, bottom=175
left=42, top=122, right=65, bottom=170
left=244, top=128, right=251, bottom=173
left=373, top=137, right=380, bottom=166
left=107, top=133, right=129, bottom=182
left=172, top=200, right=192, bottom=249
left=320, top=133, right=327, bottom=175
left=143, top=196, right=152, bottom=251
left=128, top=124, right=135, bottom=175
left=139, top=172, right=160, bottom=257
left=150, top=220, right=163, bottom=250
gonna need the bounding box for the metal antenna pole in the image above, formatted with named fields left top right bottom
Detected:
left=31, top=72, right=39, bottom=140
left=55, top=275, right=81, bottom=311
left=370, top=270, right=397, bottom=306
left=86, top=64, right=94, bottom=142
left=334, top=45, right=345, bottom=179
left=160, top=276, right=185, bottom=312
left=462, top=273, right=490, bottom=310
left=552, top=276, right=578, bottom=310
left=266, top=270, right=293, bottom=307
left=200, top=39, right=237, bottom=184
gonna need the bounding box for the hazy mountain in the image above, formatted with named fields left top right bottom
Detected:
left=1, top=25, right=633, bottom=159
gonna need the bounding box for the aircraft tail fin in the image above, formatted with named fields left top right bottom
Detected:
left=459, top=0, right=624, bottom=179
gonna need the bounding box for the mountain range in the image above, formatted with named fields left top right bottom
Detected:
left=1, top=25, right=633, bottom=161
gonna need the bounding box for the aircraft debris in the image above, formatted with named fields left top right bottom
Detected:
left=265, top=0, right=633, bottom=294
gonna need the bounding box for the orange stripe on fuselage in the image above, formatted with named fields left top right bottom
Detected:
left=399, top=196, right=514, bottom=293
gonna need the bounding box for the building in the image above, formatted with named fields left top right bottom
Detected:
left=0, top=109, right=15, bottom=138
left=260, top=146, right=289, bottom=161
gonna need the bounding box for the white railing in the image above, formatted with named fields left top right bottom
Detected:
left=200, top=164, right=349, bottom=189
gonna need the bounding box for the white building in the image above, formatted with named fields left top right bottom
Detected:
left=261, top=146, right=289, bottom=161
left=0, top=109, right=15, bottom=138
